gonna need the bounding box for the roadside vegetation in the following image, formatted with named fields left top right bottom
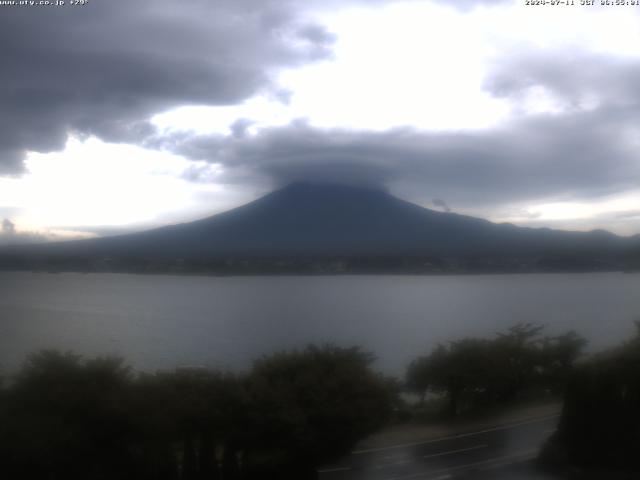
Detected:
left=0, top=346, right=395, bottom=480
left=405, top=323, right=586, bottom=419
left=2, top=322, right=639, bottom=478
left=540, top=323, right=640, bottom=476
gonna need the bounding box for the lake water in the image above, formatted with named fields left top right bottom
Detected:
left=1, top=271, right=639, bottom=376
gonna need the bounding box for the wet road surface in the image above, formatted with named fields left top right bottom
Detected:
left=319, top=415, right=561, bottom=480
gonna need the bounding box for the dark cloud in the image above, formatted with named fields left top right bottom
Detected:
left=230, top=119, right=256, bottom=139
left=136, top=32, right=640, bottom=212
left=616, top=210, right=640, bottom=220
left=0, top=0, right=336, bottom=173
left=181, top=164, right=221, bottom=184
left=2, top=219, right=15, bottom=235
left=163, top=102, right=640, bottom=211
left=4, top=0, right=640, bottom=234
left=484, top=52, right=640, bottom=112
left=158, top=46, right=640, bottom=212
left=432, top=198, right=451, bottom=213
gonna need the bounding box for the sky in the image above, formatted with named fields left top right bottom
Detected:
left=1, top=0, right=640, bottom=244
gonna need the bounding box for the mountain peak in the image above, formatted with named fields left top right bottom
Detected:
left=274, top=181, right=388, bottom=197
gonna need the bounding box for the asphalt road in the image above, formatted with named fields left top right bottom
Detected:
left=318, top=415, right=561, bottom=480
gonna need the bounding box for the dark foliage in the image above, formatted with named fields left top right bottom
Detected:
left=406, top=324, right=586, bottom=417
left=243, top=345, right=394, bottom=478
left=541, top=323, right=640, bottom=474
left=0, top=345, right=395, bottom=480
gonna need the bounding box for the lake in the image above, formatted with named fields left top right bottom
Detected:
left=1, top=271, right=639, bottom=376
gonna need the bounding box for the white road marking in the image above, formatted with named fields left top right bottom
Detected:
left=381, top=449, right=538, bottom=480
left=380, top=453, right=411, bottom=461
left=352, top=414, right=559, bottom=455
left=422, top=443, right=488, bottom=459
left=370, top=444, right=488, bottom=471
left=318, top=466, right=352, bottom=473
left=477, top=449, right=539, bottom=471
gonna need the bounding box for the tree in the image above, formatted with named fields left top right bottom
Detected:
left=406, top=324, right=587, bottom=418
left=1, top=350, right=136, bottom=479
left=406, top=355, right=432, bottom=403
left=538, top=330, right=587, bottom=393
left=540, top=322, right=640, bottom=473
left=244, top=345, right=396, bottom=479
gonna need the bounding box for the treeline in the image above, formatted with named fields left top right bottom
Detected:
left=1, top=252, right=635, bottom=275
left=407, top=323, right=640, bottom=474
left=406, top=323, right=586, bottom=418
left=0, top=324, right=602, bottom=479
left=540, top=323, right=640, bottom=476
left=0, top=346, right=396, bottom=480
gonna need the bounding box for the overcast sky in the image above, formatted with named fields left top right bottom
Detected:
left=1, top=0, right=640, bottom=243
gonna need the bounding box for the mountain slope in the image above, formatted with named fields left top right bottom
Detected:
left=3, top=182, right=638, bottom=260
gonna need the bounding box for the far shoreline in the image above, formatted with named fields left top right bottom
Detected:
left=0, top=268, right=636, bottom=278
